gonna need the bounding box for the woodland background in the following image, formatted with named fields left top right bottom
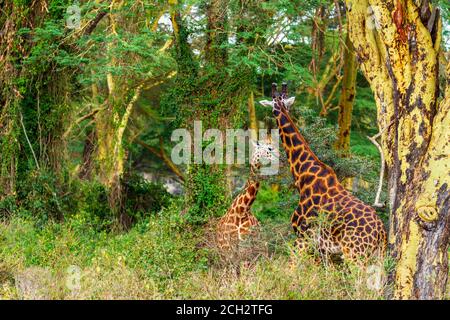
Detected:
left=0, top=0, right=449, bottom=299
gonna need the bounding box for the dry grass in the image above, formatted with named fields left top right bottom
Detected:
left=199, top=217, right=289, bottom=270
left=175, top=256, right=386, bottom=299
left=0, top=215, right=394, bottom=300
left=0, top=256, right=386, bottom=300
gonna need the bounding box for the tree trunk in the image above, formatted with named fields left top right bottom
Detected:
left=248, top=91, right=258, bottom=141
left=205, top=0, right=228, bottom=66
left=0, top=0, right=68, bottom=197
left=170, top=0, right=198, bottom=80
left=169, top=0, right=231, bottom=222
left=310, top=5, right=327, bottom=74
left=92, top=1, right=138, bottom=226
left=79, top=128, right=96, bottom=180
left=335, top=32, right=357, bottom=156
left=94, top=4, right=124, bottom=192
left=345, top=0, right=449, bottom=299
left=0, top=1, right=19, bottom=197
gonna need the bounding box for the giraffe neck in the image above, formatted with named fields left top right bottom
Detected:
left=273, top=103, right=334, bottom=189
left=232, top=177, right=260, bottom=217
left=243, top=176, right=260, bottom=206
left=250, top=162, right=261, bottom=176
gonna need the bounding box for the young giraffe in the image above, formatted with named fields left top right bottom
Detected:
left=260, top=83, right=387, bottom=263
left=216, top=141, right=276, bottom=250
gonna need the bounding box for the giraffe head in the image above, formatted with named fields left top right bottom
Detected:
left=250, top=140, right=277, bottom=171
left=259, top=82, right=295, bottom=112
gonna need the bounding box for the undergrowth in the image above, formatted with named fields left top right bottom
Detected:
left=0, top=201, right=393, bottom=300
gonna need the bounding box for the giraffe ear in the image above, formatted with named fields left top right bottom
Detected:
left=259, top=100, right=273, bottom=108
left=284, top=97, right=295, bottom=108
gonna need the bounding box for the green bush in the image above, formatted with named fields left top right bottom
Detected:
left=0, top=204, right=210, bottom=299
left=15, top=170, right=73, bottom=226
left=0, top=195, right=17, bottom=218
left=0, top=202, right=389, bottom=300
left=122, top=173, right=171, bottom=220
left=73, top=175, right=171, bottom=232
left=75, top=180, right=114, bottom=232
left=3, top=168, right=172, bottom=231
left=185, top=165, right=228, bottom=225
left=252, top=184, right=297, bottom=223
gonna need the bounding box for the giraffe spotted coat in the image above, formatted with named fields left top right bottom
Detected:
left=261, top=83, right=387, bottom=262
left=216, top=180, right=260, bottom=250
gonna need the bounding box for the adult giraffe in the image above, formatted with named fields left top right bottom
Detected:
left=260, top=83, right=386, bottom=263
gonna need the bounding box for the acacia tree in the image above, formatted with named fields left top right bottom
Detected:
left=67, top=1, right=175, bottom=226
left=345, top=0, right=449, bottom=299
left=169, top=0, right=274, bottom=221
left=335, top=32, right=357, bottom=155
left=0, top=0, right=74, bottom=211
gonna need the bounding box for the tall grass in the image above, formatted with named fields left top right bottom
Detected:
left=0, top=203, right=394, bottom=300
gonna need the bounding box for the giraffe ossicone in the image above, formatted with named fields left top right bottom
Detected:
left=259, top=82, right=296, bottom=111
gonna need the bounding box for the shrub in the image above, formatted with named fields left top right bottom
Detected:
left=184, top=165, right=229, bottom=225
left=75, top=180, right=115, bottom=232
left=0, top=206, right=390, bottom=300
left=0, top=195, right=17, bottom=218
left=121, top=173, right=170, bottom=220
left=14, top=169, right=73, bottom=225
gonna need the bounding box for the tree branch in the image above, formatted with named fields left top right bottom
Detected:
left=135, top=138, right=185, bottom=182
left=367, top=133, right=385, bottom=208
left=19, top=111, right=40, bottom=170
left=84, top=10, right=108, bottom=36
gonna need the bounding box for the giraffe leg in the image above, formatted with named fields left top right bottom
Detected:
left=291, top=202, right=318, bottom=251
left=288, top=207, right=310, bottom=271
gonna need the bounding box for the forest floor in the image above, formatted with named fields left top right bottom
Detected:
left=0, top=204, right=391, bottom=300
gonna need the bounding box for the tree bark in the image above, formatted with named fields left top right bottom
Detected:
left=94, top=3, right=123, bottom=191
left=345, top=0, right=449, bottom=299
left=168, top=0, right=231, bottom=221
left=0, top=0, right=65, bottom=197
left=310, top=5, right=328, bottom=74
left=170, top=0, right=198, bottom=79
left=135, top=138, right=186, bottom=182
left=335, top=32, right=357, bottom=155
left=248, top=91, right=258, bottom=141
left=205, top=0, right=228, bottom=66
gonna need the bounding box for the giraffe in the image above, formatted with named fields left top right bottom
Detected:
left=259, top=83, right=387, bottom=263
left=216, top=140, right=277, bottom=251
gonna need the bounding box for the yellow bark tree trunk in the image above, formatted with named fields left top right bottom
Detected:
left=345, top=0, right=449, bottom=299
left=95, top=3, right=123, bottom=191
left=248, top=91, right=258, bottom=141
left=335, top=32, right=357, bottom=156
